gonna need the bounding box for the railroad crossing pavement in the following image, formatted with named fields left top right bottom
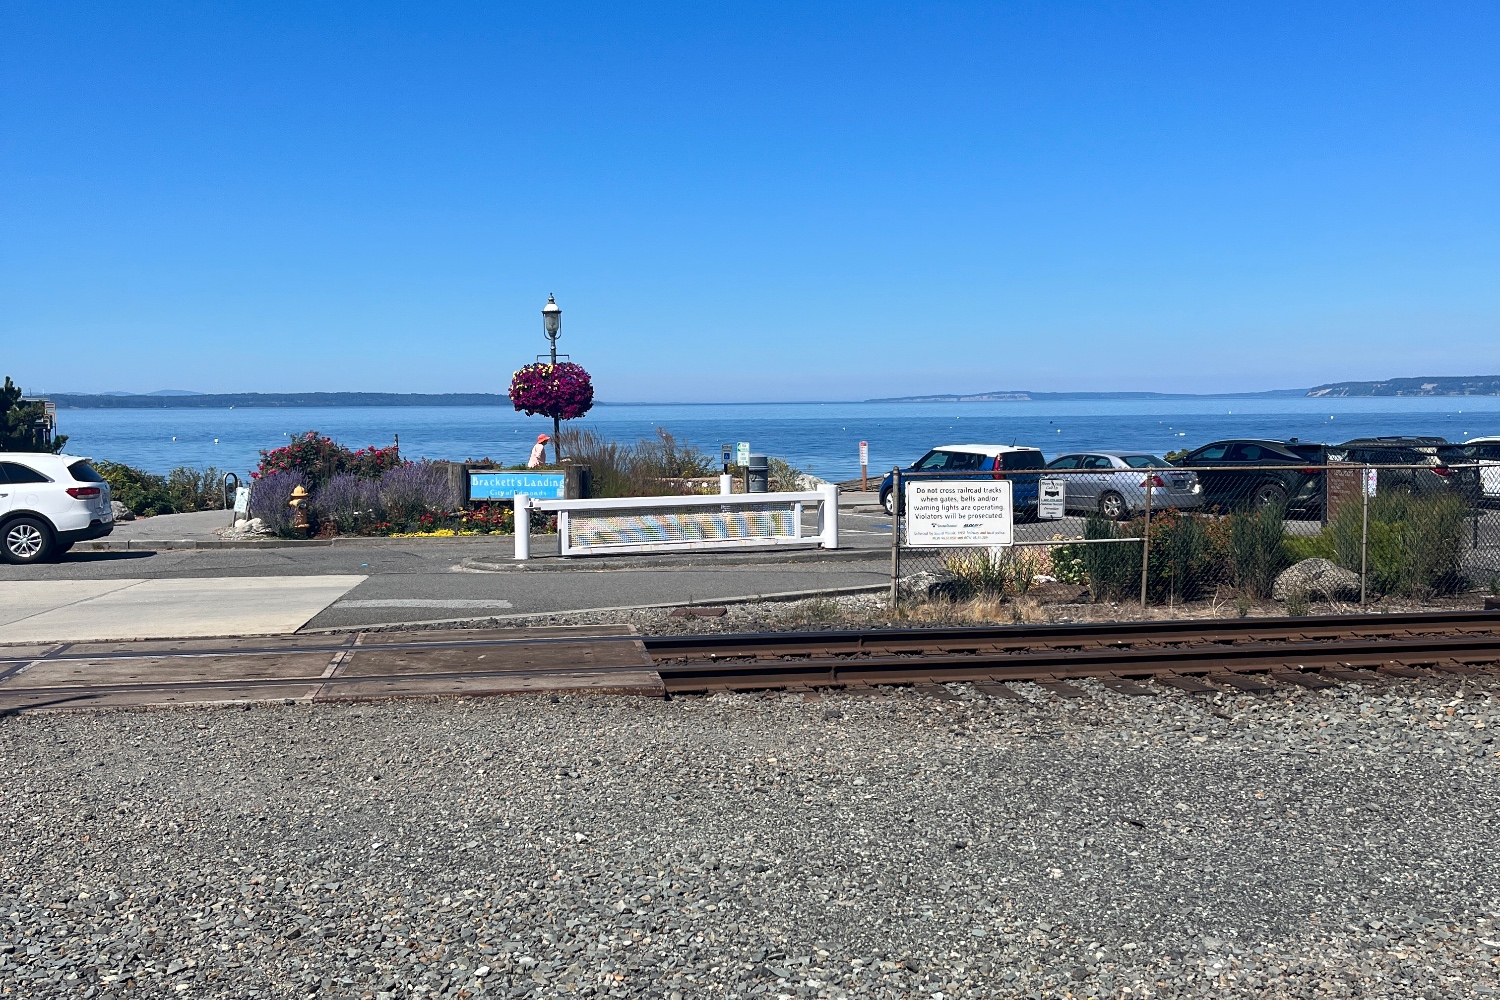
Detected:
left=0, top=626, right=664, bottom=712
left=0, top=536, right=892, bottom=638
left=0, top=576, right=365, bottom=642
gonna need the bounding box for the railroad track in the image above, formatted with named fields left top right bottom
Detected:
left=0, top=611, right=1495, bottom=711
left=642, top=609, right=1500, bottom=694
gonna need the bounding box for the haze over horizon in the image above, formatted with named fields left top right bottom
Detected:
left=4, top=4, right=1498, bottom=402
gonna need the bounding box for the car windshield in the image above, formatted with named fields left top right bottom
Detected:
left=68, top=461, right=106, bottom=483
left=1001, top=451, right=1045, bottom=471
left=1121, top=455, right=1169, bottom=469
left=1285, top=444, right=1325, bottom=461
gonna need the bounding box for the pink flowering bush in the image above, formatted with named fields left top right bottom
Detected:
left=509, top=363, right=595, bottom=420
left=255, top=431, right=401, bottom=486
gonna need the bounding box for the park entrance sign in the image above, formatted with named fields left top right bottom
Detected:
left=469, top=471, right=567, bottom=501
left=905, top=481, right=1014, bottom=547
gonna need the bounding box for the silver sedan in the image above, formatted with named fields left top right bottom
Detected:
left=1044, top=452, right=1204, bottom=519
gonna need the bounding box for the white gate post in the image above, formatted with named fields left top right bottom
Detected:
left=514, top=494, right=530, bottom=561
left=818, top=483, right=839, bottom=549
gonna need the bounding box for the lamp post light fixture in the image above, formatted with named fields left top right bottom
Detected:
left=542, top=293, right=563, bottom=461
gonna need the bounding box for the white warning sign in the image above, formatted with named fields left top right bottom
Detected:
left=905, top=481, right=1013, bottom=547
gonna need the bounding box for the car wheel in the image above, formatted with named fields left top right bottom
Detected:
left=2, top=517, right=55, bottom=565
left=881, top=490, right=895, bottom=516
left=1252, top=483, right=1288, bottom=510
left=1098, top=491, right=1128, bottom=520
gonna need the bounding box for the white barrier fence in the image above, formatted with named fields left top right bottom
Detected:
left=513, top=485, right=840, bottom=559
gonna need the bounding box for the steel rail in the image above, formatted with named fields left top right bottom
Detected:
left=3, top=632, right=1489, bottom=704
left=650, top=632, right=1500, bottom=692
left=0, top=611, right=1491, bottom=669
left=642, top=609, right=1500, bottom=660
left=0, top=610, right=1493, bottom=707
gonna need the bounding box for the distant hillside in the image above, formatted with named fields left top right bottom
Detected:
left=1307, top=376, right=1500, bottom=397
left=867, top=388, right=1308, bottom=403
left=48, top=392, right=514, bottom=409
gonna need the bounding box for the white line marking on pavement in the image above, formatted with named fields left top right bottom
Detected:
left=333, top=599, right=516, bottom=609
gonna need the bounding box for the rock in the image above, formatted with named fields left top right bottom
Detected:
left=110, top=500, right=135, bottom=521
left=1273, top=558, right=1360, bottom=602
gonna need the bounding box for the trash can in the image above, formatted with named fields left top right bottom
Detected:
left=747, top=454, right=769, bottom=493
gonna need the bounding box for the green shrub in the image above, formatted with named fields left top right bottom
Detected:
left=768, top=457, right=813, bottom=492
left=939, top=550, right=1009, bottom=599
left=95, top=461, right=227, bottom=515
left=1049, top=541, right=1089, bottom=585
left=1079, top=516, right=1142, bottom=602
left=1283, top=532, right=1335, bottom=563
left=939, top=548, right=1045, bottom=600
left=1229, top=504, right=1289, bottom=599
left=556, top=427, right=716, bottom=498
left=1141, top=509, right=1229, bottom=603
left=1328, top=492, right=1468, bottom=598
left=164, top=466, right=228, bottom=512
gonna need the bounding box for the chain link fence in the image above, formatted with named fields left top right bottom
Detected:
left=887, top=461, right=1500, bottom=621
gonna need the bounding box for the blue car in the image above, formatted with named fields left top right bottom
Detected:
left=878, top=444, right=1047, bottom=515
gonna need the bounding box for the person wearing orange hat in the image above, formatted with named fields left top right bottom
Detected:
left=527, top=433, right=551, bottom=468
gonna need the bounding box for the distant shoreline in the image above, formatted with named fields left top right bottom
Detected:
left=37, top=375, right=1500, bottom=408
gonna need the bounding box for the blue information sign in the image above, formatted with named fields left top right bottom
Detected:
left=468, top=471, right=567, bottom=501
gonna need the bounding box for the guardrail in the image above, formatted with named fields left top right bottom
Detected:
left=512, top=484, right=840, bottom=559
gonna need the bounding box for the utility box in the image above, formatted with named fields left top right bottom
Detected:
left=747, top=454, right=769, bottom=493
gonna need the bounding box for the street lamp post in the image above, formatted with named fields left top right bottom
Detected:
left=542, top=293, right=563, bottom=463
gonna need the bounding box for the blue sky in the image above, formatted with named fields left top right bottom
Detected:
left=3, top=3, right=1497, bottom=401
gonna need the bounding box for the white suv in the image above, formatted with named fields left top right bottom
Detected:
left=0, top=454, right=115, bottom=564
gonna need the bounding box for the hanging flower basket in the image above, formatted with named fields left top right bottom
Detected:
left=509, top=362, right=595, bottom=420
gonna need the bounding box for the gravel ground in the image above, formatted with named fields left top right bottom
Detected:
left=4, top=673, right=1500, bottom=998
left=332, top=590, right=1498, bottom=638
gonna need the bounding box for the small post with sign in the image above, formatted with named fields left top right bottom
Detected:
left=1038, top=477, right=1066, bottom=520
left=719, top=443, right=735, bottom=495
left=859, top=441, right=869, bottom=492
left=736, top=441, right=750, bottom=492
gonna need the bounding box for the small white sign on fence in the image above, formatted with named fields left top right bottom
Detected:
left=905, top=481, right=1013, bottom=547
left=1364, top=468, right=1378, bottom=497
left=1039, top=478, right=1066, bottom=519
left=233, top=486, right=251, bottom=514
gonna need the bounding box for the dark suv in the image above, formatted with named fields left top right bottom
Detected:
left=1330, top=437, right=1481, bottom=505
left=1171, top=439, right=1326, bottom=517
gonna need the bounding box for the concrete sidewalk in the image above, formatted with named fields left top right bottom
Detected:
left=0, top=576, right=364, bottom=642
left=106, top=509, right=238, bottom=542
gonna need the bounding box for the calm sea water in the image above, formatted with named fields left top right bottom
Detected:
left=54, top=398, right=1500, bottom=481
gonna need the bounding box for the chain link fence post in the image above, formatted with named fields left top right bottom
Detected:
left=889, top=467, right=901, bottom=611
left=1359, top=466, right=1369, bottom=606
left=1139, top=476, right=1153, bottom=610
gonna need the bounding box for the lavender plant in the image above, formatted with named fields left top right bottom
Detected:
left=378, top=463, right=458, bottom=527
left=313, top=474, right=381, bottom=535
left=248, top=470, right=308, bottom=536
